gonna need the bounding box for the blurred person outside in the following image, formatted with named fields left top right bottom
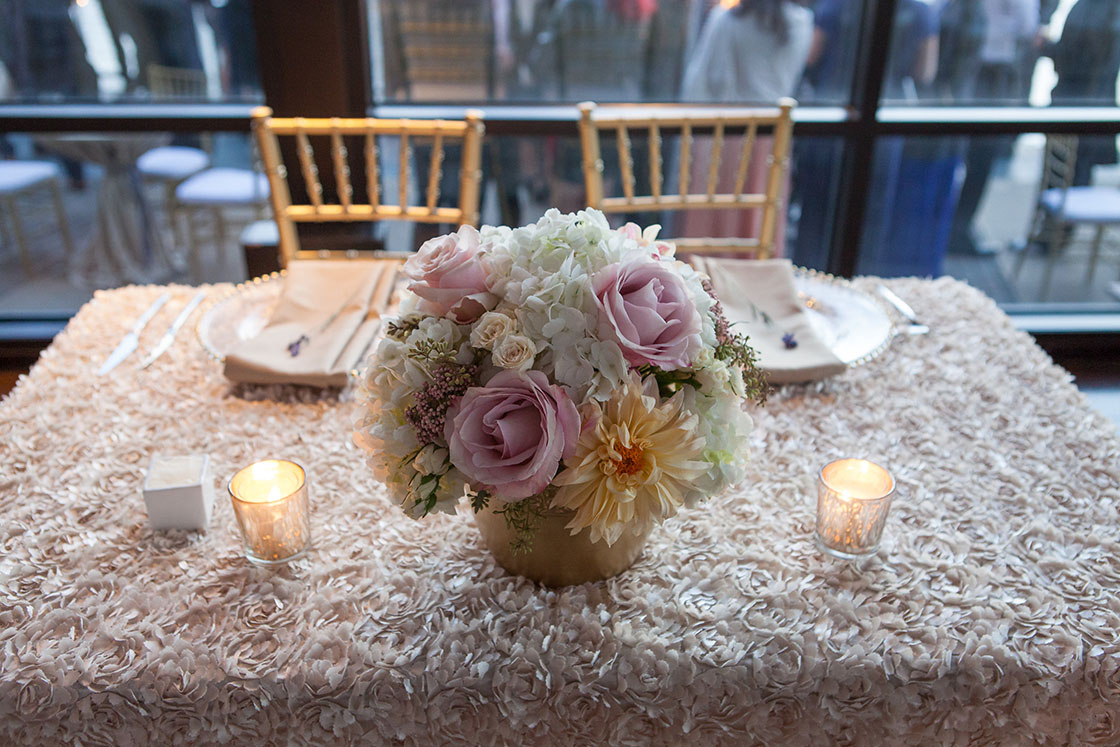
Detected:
left=531, top=0, right=653, bottom=212
left=859, top=0, right=957, bottom=277
left=791, top=0, right=857, bottom=270
left=801, top=0, right=857, bottom=104
left=882, top=0, right=939, bottom=102
left=682, top=0, right=812, bottom=103
left=490, top=0, right=554, bottom=224
left=676, top=0, right=813, bottom=257
left=950, top=0, right=1039, bottom=254
left=493, top=0, right=552, bottom=101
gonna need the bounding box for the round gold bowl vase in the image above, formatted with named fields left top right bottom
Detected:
left=474, top=506, right=652, bottom=587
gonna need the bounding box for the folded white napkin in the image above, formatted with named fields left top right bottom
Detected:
left=224, top=259, right=397, bottom=387
left=691, top=257, right=846, bottom=384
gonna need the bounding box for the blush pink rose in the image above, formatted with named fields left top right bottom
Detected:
left=404, top=225, right=497, bottom=323
left=593, top=257, right=702, bottom=369
left=445, top=370, right=580, bottom=501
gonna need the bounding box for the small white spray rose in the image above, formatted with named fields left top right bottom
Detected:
left=470, top=311, right=517, bottom=350
left=492, top=334, right=537, bottom=371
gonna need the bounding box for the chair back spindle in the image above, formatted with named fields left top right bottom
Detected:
left=252, top=107, right=485, bottom=266
left=578, top=99, right=795, bottom=259
left=330, top=124, right=353, bottom=213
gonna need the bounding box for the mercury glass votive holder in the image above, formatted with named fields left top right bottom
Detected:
left=815, top=458, right=895, bottom=559
left=228, top=459, right=312, bottom=564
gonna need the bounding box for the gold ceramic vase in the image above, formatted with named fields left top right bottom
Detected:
left=474, top=505, right=651, bottom=587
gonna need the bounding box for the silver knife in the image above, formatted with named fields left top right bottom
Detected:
left=876, top=284, right=918, bottom=323
left=139, top=290, right=208, bottom=369
left=97, top=292, right=172, bottom=375
left=876, top=284, right=930, bottom=335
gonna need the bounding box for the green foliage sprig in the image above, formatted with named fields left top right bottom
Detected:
left=385, top=315, right=422, bottom=341
left=408, top=339, right=454, bottom=365
left=494, top=491, right=554, bottom=555
left=716, top=330, right=769, bottom=406
left=640, top=365, right=702, bottom=399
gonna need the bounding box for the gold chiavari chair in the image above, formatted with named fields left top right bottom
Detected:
left=251, top=106, right=485, bottom=267
left=578, top=98, right=795, bottom=260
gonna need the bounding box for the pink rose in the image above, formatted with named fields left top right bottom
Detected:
left=404, top=225, right=497, bottom=323
left=445, top=370, right=580, bottom=501
left=593, top=257, right=702, bottom=369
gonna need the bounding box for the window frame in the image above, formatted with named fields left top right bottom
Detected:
left=1, top=0, right=1119, bottom=344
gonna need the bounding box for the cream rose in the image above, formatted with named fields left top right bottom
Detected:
left=470, top=311, right=516, bottom=350
left=491, top=334, right=536, bottom=371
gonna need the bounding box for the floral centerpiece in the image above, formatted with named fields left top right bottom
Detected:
left=354, top=209, right=766, bottom=578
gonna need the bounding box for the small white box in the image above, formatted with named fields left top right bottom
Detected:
left=142, top=454, right=215, bottom=530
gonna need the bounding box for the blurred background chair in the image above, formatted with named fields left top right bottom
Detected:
left=578, top=98, right=795, bottom=260
left=381, top=1, right=494, bottom=101
left=534, top=0, right=650, bottom=101
left=0, top=160, right=75, bottom=275
left=175, top=164, right=270, bottom=282
left=251, top=105, right=485, bottom=268
left=146, top=63, right=209, bottom=100
left=1016, top=134, right=1120, bottom=300
left=138, top=64, right=212, bottom=263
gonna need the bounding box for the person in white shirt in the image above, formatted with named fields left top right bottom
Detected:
left=681, top=0, right=814, bottom=104
left=676, top=0, right=814, bottom=258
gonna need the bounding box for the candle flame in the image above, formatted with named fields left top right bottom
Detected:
left=250, top=460, right=280, bottom=482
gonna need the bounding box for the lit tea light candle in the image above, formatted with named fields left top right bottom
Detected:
left=228, top=459, right=312, bottom=564
left=815, top=458, right=895, bottom=559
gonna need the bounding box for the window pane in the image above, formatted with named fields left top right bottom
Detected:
left=368, top=0, right=858, bottom=105
left=884, top=0, right=1120, bottom=107
left=857, top=132, right=1120, bottom=308
left=788, top=136, right=844, bottom=270
left=0, top=0, right=261, bottom=103
left=0, top=131, right=262, bottom=318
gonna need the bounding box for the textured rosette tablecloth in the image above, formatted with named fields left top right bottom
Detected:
left=1, top=278, right=1118, bottom=745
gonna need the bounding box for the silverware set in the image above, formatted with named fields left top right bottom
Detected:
left=97, top=290, right=207, bottom=374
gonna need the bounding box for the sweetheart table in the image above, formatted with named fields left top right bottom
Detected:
left=1, top=277, right=1118, bottom=745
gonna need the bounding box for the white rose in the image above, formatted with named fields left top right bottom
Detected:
left=697, top=358, right=732, bottom=391
left=470, top=311, right=516, bottom=350
left=491, top=334, right=536, bottom=371
left=410, top=317, right=459, bottom=347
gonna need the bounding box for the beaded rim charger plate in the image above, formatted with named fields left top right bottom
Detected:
left=197, top=272, right=286, bottom=363
left=793, top=269, right=894, bottom=367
